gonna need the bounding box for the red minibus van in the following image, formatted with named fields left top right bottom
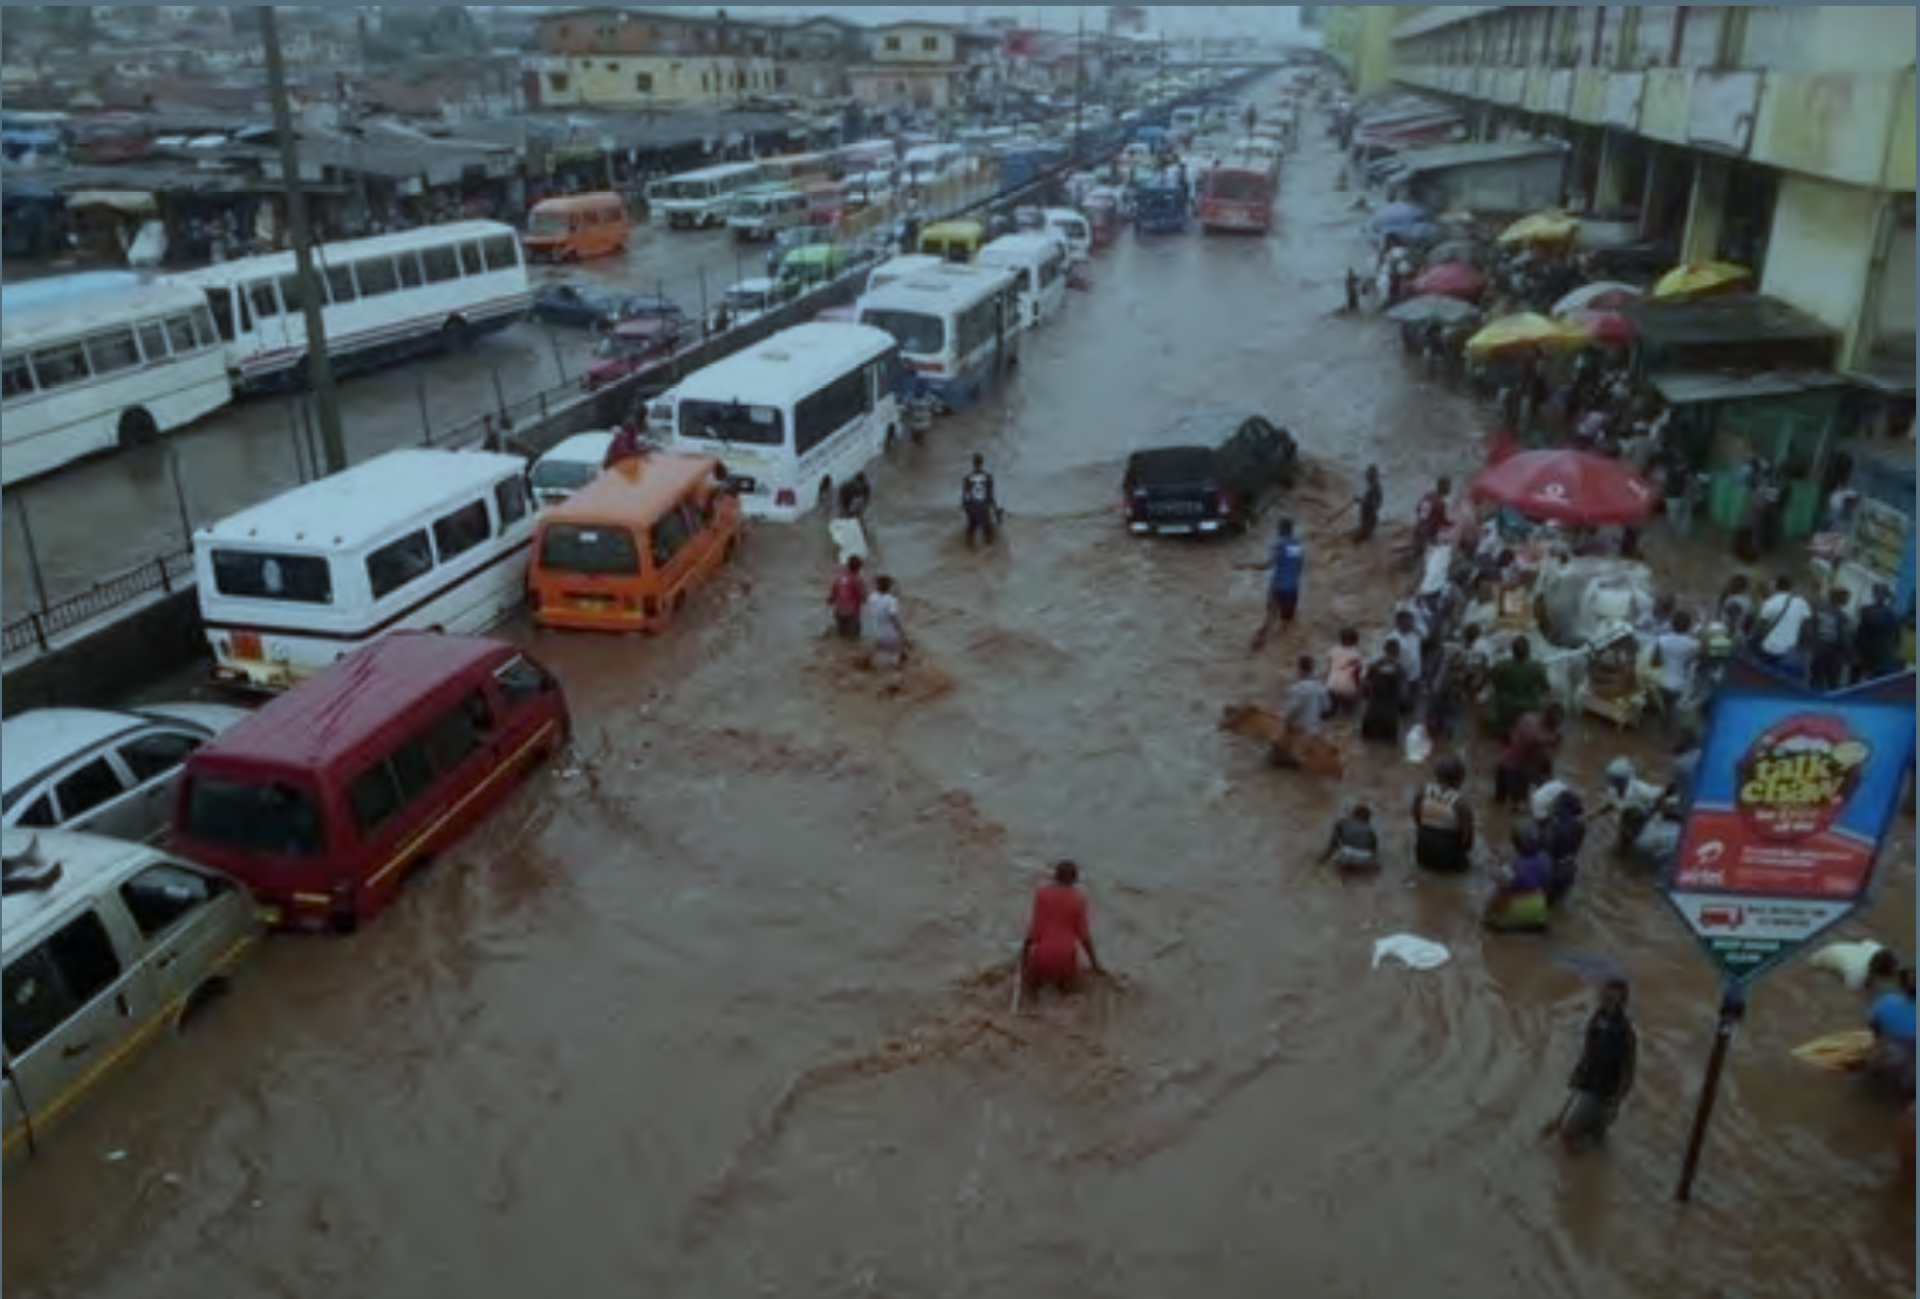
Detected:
left=170, top=632, right=570, bottom=933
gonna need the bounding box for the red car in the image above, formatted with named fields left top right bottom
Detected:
left=583, top=322, right=679, bottom=391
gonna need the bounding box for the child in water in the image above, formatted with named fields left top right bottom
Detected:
left=1322, top=803, right=1380, bottom=872
left=1484, top=824, right=1551, bottom=933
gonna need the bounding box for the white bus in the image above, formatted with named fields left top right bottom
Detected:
left=194, top=448, right=535, bottom=692
left=856, top=265, right=1021, bottom=411
left=168, top=223, right=530, bottom=395
left=663, top=323, right=902, bottom=523
left=1, top=278, right=231, bottom=486
left=645, top=162, right=771, bottom=230
left=864, top=254, right=943, bottom=296
left=975, top=233, right=1069, bottom=332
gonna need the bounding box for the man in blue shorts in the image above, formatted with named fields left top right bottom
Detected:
left=1244, top=517, right=1306, bottom=652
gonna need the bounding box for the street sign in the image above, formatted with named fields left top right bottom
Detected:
left=1663, top=891, right=1857, bottom=984
left=1661, top=668, right=1916, bottom=986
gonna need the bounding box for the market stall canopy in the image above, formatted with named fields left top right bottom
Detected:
left=1498, top=210, right=1580, bottom=246
left=1410, top=260, right=1486, bottom=301
left=65, top=190, right=156, bottom=215
left=1427, top=238, right=1489, bottom=266
left=1552, top=281, right=1643, bottom=316
left=1652, top=260, right=1753, bottom=300
left=1624, top=294, right=1836, bottom=353
left=1370, top=200, right=1431, bottom=232
left=1647, top=369, right=1847, bottom=407
left=1465, top=312, right=1584, bottom=358
left=1385, top=294, right=1481, bottom=326
left=1565, top=309, right=1635, bottom=348
left=1471, top=449, right=1659, bottom=526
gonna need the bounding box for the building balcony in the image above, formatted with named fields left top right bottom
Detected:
left=1394, top=62, right=1915, bottom=192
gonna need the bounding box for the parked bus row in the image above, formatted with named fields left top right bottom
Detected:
left=1, top=221, right=534, bottom=488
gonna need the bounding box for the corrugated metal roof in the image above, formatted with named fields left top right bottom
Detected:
left=1625, top=295, right=1837, bottom=350
left=1389, top=140, right=1570, bottom=177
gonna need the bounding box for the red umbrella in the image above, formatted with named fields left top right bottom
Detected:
left=1470, top=449, right=1659, bottom=526
left=1568, top=308, right=1635, bottom=348
left=1411, top=260, right=1486, bottom=301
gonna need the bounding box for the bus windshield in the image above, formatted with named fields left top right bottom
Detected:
left=861, top=310, right=945, bottom=356
left=540, top=524, right=641, bottom=576
left=677, top=399, right=785, bottom=448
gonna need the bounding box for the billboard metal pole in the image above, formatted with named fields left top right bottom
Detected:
left=1674, top=984, right=1746, bottom=1203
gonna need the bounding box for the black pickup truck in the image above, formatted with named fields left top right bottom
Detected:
left=1122, top=415, right=1299, bottom=538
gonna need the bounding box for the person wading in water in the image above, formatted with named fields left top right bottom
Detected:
left=962, top=454, right=1000, bottom=549
left=1019, top=861, right=1105, bottom=1004
left=1411, top=755, right=1476, bottom=873
left=1555, top=978, right=1638, bottom=1150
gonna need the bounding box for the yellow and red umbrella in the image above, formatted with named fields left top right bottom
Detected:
left=1652, top=261, right=1753, bottom=301
left=1464, top=312, right=1585, bottom=359
left=1497, top=210, right=1580, bottom=247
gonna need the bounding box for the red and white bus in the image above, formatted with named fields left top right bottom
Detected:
left=1198, top=167, right=1274, bottom=235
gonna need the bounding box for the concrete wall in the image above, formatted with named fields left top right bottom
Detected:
left=1762, top=173, right=1881, bottom=366
left=2, top=589, right=204, bottom=718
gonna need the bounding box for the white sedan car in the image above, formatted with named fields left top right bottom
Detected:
left=3, top=704, right=252, bottom=844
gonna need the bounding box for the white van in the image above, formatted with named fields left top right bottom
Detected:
left=865, top=254, right=944, bottom=297
left=2, top=829, right=262, bottom=1168
left=1044, top=208, right=1092, bottom=263
left=530, top=431, right=615, bottom=510
left=662, top=323, right=902, bottom=523
left=727, top=186, right=811, bottom=243
left=194, top=448, right=535, bottom=692
left=904, top=144, right=967, bottom=185
left=976, top=234, right=1069, bottom=331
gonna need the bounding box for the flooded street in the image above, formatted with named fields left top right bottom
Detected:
left=6, top=134, right=1912, bottom=1299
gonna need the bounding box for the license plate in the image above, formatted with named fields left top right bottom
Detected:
left=1160, top=524, right=1198, bottom=535
left=258, top=906, right=282, bottom=927
left=728, top=475, right=759, bottom=494
left=572, top=595, right=613, bottom=609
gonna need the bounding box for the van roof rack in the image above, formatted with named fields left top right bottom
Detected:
left=1, top=837, right=64, bottom=896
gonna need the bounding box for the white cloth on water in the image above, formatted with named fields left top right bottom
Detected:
left=1810, top=940, right=1886, bottom=990
left=830, top=518, right=869, bottom=565
left=1373, top=935, right=1451, bottom=971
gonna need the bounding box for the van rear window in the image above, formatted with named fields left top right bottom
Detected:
left=183, top=777, right=325, bottom=856
left=860, top=310, right=945, bottom=356
left=211, top=550, right=335, bottom=605
left=540, top=524, right=641, bottom=577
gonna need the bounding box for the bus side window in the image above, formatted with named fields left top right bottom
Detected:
left=206, top=290, right=238, bottom=342
left=494, top=477, right=530, bottom=529
left=396, top=252, right=426, bottom=289
left=137, top=322, right=169, bottom=363
left=249, top=280, right=281, bottom=322
left=422, top=246, right=460, bottom=283
left=3, top=356, right=36, bottom=397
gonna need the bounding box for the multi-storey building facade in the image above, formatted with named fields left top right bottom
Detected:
left=1388, top=5, right=1914, bottom=379
left=522, top=7, right=785, bottom=110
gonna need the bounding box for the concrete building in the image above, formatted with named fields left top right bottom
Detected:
left=1390, top=5, right=1916, bottom=380
left=849, top=21, right=968, bottom=112
left=1323, top=7, right=1410, bottom=94
left=523, top=6, right=786, bottom=110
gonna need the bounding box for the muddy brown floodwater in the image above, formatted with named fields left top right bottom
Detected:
left=6, top=115, right=1914, bottom=1299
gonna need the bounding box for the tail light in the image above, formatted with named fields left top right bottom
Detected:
left=775, top=488, right=797, bottom=508
left=232, top=630, right=264, bottom=660
left=1216, top=491, right=1236, bottom=519
left=642, top=596, right=660, bottom=618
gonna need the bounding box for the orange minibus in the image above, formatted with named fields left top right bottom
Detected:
left=528, top=453, right=742, bottom=633
left=522, top=192, right=631, bottom=262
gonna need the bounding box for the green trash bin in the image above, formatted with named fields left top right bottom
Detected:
left=1711, top=472, right=1750, bottom=533
left=1781, top=479, right=1820, bottom=542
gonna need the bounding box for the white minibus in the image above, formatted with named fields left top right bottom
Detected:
left=1, top=278, right=231, bottom=486
left=168, top=222, right=531, bottom=395
left=727, top=186, right=812, bottom=242
left=976, top=233, right=1069, bottom=331
left=645, top=162, right=771, bottom=230
left=864, top=254, right=943, bottom=297
left=662, top=323, right=902, bottom=523
left=856, top=266, right=1021, bottom=411
left=194, top=448, right=535, bottom=692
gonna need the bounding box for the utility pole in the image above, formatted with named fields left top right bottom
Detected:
left=260, top=6, right=347, bottom=476
left=1073, top=8, right=1085, bottom=161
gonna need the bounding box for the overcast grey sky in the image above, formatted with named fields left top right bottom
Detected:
left=654, top=6, right=1302, bottom=37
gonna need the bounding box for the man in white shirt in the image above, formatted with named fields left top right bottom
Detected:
left=1755, top=575, right=1813, bottom=667
left=1653, top=610, right=1702, bottom=726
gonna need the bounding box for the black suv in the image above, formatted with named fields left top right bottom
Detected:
left=1122, top=415, right=1299, bottom=537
